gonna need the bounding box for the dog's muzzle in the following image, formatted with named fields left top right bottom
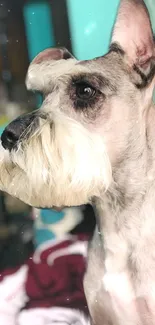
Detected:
left=1, top=113, right=37, bottom=151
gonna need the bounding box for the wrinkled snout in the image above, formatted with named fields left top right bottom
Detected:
left=1, top=112, right=38, bottom=151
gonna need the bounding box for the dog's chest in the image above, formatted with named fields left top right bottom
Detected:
left=85, top=227, right=155, bottom=325
left=101, top=233, right=155, bottom=324
left=100, top=269, right=155, bottom=325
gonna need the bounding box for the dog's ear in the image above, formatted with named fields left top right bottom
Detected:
left=32, top=47, right=74, bottom=64
left=111, top=0, right=155, bottom=78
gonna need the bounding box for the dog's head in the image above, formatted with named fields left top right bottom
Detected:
left=0, top=0, right=154, bottom=208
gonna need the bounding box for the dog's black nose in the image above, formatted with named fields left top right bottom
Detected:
left=1, top=113, right=37, bottom=151
left=1, top=126, right=19, bottom=151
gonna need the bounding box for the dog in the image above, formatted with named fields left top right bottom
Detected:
left=0, top=0, right=154, bottom=323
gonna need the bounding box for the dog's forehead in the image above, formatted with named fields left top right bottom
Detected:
left=26, top=52, right=124, bottom=92
left=78, top=53, right=124, bottom=79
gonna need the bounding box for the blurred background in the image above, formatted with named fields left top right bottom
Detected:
left=0, top=0, right=154, bottom=273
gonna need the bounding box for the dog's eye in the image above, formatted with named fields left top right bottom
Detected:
left=76, top=83, right=96, bottom=100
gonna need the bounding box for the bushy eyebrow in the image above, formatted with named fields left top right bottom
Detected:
left=71, top=73, right=117, bottom=93
left=71, top=72, right=111, bottom=88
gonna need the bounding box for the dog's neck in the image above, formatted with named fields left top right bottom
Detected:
left=94, top=103, right=155, bottom=277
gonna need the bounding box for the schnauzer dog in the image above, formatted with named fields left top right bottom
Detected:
left=0, top=0, right=155, bottom=323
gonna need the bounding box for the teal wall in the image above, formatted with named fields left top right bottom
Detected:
left=23, top=1, right=55, bottom=106
left=145, top=0, right=155, bottom=32
left=66, top=0, right=120, bottom=60
left=145, top=0, right=155, bottom=102
left=23, top=1, right=55, bottom=62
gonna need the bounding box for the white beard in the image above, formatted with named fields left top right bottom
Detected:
left=0, top=112, right=112, bottom=208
